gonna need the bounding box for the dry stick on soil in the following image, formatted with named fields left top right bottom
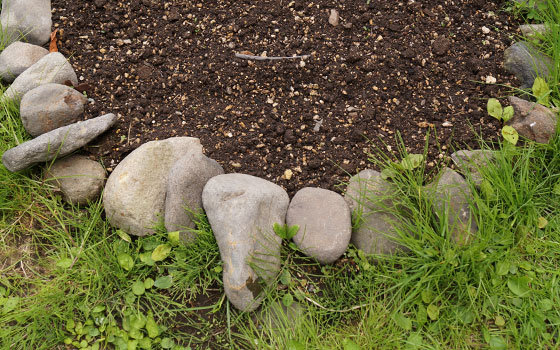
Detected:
left=234, top=52, right=310, bottom=61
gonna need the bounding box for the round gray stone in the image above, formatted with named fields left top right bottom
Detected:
left=0, top=0, right=52, bottom=46
left=0, top=41, right=48, bottom=82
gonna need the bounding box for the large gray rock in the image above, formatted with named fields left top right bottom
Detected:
left=0, top=0, right=52, bottom=46
left=2, top=113, right=116, bottom=172
left=286, top=187, right=351, bottom=264
left=425, top=168, right=477, bottom=246
left=164, top=150, right=224, bottom=242
left=344, top=169, right=410, bottom=256
left=504, top=41, right=552, bottom=89
left=45, top=155, right=106, bottom=205
left=20, top=83, right=87, bottom=137
left=507, top=96, right=558, bottom=143
left=0, top=41, right=48, bottom=82
left=2, top=52, right=78, bottom=102
left=202, top=174, right=289, bottom=312
left=103, top=137, right=203, bottom=237
left=450, top=150, right=495, bottom=187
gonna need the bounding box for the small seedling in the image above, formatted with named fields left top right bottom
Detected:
left=381, top=153, right=424, bottom=180
left=487, top=98, right=518, bottom=145
left=273, top=223, right=299, bottom=240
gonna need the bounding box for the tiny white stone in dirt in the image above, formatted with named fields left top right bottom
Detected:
left=482, top=26, right=490, bottom=34
left=485, top=75, right=497, bottom=84
left=328, top=9, right=339, bottom=26
left=284, top=169, right=293, bottom=180
left=442, top=121, right=453, bottom=127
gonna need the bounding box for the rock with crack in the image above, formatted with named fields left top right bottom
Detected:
left=0, top=0, right=52, bottom=46
left=103, top=137, right=203, bottom=237
left=20, top=83, right=87, bottom=137
left=344, top=169, right=410, bottom=256
left=504, top=41, right=552, bottom=89
left=424, top=167, right=478, bottom=246
left=202, top=173, right=289, bottom=312
left=286, top=187, right=351, bottom=264
left=2, top=113, right=116, bottom=172
left=1, top=52, right=78, bottom=102
left=164, top=150, right=224, bottom=242
left=507, top=96, right=558, bottom=143
left=0, top=41, right=48, bottom=82
left=450, top=150, right=495, bottom=188
left=45, top=155, right=106, bottom=205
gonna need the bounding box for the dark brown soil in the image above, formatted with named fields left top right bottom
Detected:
left=49, top=0, right=519, bottom=195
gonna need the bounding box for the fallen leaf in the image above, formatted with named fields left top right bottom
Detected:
left=49, top=29, right=59, bottom=52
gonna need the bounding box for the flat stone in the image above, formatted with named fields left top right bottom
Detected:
left=2, top=113, right=116, bottom=172
left=202, top=174, right=289, bottom=312
left=344, top=169, right=410, bottom=256
left=286, top=187, right=351, bottom=264
left=450, top=150, right=495, bottom=187
left=0, top=0, right=52, bottom=46
left=504, top=41, right=552, bottom=89
left=164, top=150, right=224, bottom=242
left=0, top=41, right=48, bottom=82
left=45, top=155, right=106, bottom=205
left=20, top=83, right=87, bottom=137
left=103, top=137, right=203, bottom=237
left=424, top=168, right=477, bottom=246
left=507, top=96, right=558, bottom=143
left=2, top=52, right=78, bottom=102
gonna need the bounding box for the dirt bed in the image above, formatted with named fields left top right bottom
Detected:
left=51, top=0, right=519, bottom=194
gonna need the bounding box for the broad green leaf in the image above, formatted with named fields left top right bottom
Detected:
left=154, top=275, right=173, bottom=289
left=3, top=297, right=19, bottom=313
left=144, top=278, right=154, bottom=289
left=406, top=333, right=423, bottom=348
left=168, top=231, right=180, bottom=245
left=129, top=327, right=144, bottom=340
left=342, top=338, right=360, bottom=350
left=138, top=338, right=152, bottom=349
left=495, top=315, right=506, bottom=327
left=273, top=223, right=284, bottom=238
left=532, top=77, right=550, bottom=105
left=401, top=154, right=424, bottom=170
left=66, top=319, right=76, bottom=332
left=161, top=338, right=174, bottom=349
left=421, top=289, right=434, bottom=304
left=393, top=313, right=412, bottom=330
left=286, top=339, right=305, bottom=350
left=92, top=342, right=100, bottom=350
left=116, top=229, right=132, bottom=243
left=458, top=307, right=475, bottom=324
left=416, top=304, right=427, bottom=325
left=553, top=182, right=560, bottom=195
left=501, top=126, right=518, bottom=145
left=146, top=316, right=160, bottom=338
left=286, top=225, right=299, bottom=239
left=507, top=277, right=531, bottom=297
left=282, top=293, right=294, bottom=307
left=487, top=98, right=503, bottom=120
left=129, top=314, right=146, bottom=331
left=118, top=253, right=134, bottom=271
left=125, top=292, right=136, bottom=304
left=92, top=305, right=105, bottom=313
left=502, top=106, right=514, bottom=122
left=496, top=261, right=509, bottom=276
left=381, top=167, right=398, bottom=180
left=427, top=304, right=439, bottom=320
left=56, top=258, right=73, bottom=269
left=139, top=252, right=155, bottom=266
left=489, top=335, right=507, bottom=350
left=537, top=217, right=548, bottom=229
left=280, top=270, right=291, bottom=286
left=132, top=280, right=145, bottom=296
left=128, top=339, right=138, bottom=350
left=539, top=298, right=553, bottom=312
left=152, top=244, right=172, bottom=262
left=142, top=237, right=160, bottom=251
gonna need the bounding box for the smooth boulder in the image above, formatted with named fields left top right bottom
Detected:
left=2, top=113, right=116, bottom=172
left=504, top=41, right=552, bottom=89
left=2, top=52, right=78, bottom=102
left=45, top=155, right=106, bottom=205
left=450, top=150, right=495, bottom=187
left=103, top=137, right=203, bottom=237
left=507, top=96, right=558, bottom=143
left=0, top=0, right=52, bottom=46
left=286, top=187, right=351, bottom=264
left=20, top=83, right=87, bottom=137
left=202, top=174, right=289, bottom=312
left=164, top=150, right=224, bottom=242
left=345, top=169, right=410, bottom=256
left=0, top=41, right=48, bottom=82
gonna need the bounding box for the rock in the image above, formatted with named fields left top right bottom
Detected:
left=103, top=137, right=203, bottom=237
left=328, top=9, right=339, bottom=27
left=504, top=41, right=552, bottom=89
left=450, top=150, right=495, bottom=187
left=519, top=24, right=548, bottom=39
left=286, top=187, right=351, bottom=264
left=344, top=169, right=410, bottom=256
left=20, top=83, right=87, bottom=137
left=2, top=52, right=78, bottom=102
left=424, top=168, right=477, bottom=246
left=164, top=150, right=224, bottom=242
left=0, top=0, right=52, bottom=46
left=202, top=174, right=289, bottom=312
left=432, top=37, right=450, bottom=56
left=2, top=113, right=116, bottom=172
left=45, top=155, right=106, bottom=205
left=0, top=41, right=48, bottom=82
left=507, top=96, right=558, bottom=143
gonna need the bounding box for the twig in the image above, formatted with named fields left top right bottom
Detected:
left=235, top=53, right=310, bottom=61
left=303, top=294, right=370, bottom=313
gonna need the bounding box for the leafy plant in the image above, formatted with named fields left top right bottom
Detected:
left=381, top=153, right=424, bottom=180
left=273, top=223, right=299, bottom=240
left=487, top=98, right=518, bottom=145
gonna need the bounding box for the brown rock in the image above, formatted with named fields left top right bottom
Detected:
left=507, top=96, right=558, bottom=143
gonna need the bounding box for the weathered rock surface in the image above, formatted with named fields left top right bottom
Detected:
left=504, top=41, right=552, bottom=89
left=2, top=113, right=116, bottom=172
left=425, top=167, right=477, bottom=246
left=202, top=174, right=289, bottom=312
left=0, top=0, right=52, bottom=46
left=519, top=24, right=548, bottom=39
left=286, top=187, right=351, bottom=264
left=45, top=155, right=106, bottom=205
left=450, top=150, right=495, bottom=187
left=103, top=137, right=202, bottom=237
left=0, top=41, right=48, bottom=82
left=507, top=96, right=558, bottom=143
left=164, top=150, right=224, bottom=242
left=20, top=83, right=87, bottom=137
left=2, top=52, right=78, bottom=101
left=345, top=169, right=410, bottom=256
